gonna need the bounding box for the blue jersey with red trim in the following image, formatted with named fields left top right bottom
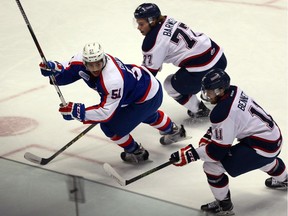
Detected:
left=53, top=53, right=160, bottom=123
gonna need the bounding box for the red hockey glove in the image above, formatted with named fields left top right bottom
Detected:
left=170, top=144, right=199, bottom=167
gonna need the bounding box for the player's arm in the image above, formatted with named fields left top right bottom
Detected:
left=83, top=70, right=124, bottom=123
left=142, top=38, right=166, bottom=76
left=196, top=120, right=235, bottom=162
left=169, top=138, right=231, bottom=167
left=170, top=120, right=235, bottom=166
left=58, top=81, right=123, bottom=123
left=39, top=54, right=83, bottom=85
left=83, top=88, right=122, bottom=123
left=142, top=64, right=160, bottom=76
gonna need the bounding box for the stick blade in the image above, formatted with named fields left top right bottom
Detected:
left=24, top=152, right=42, bottom=165
left=103, top=163, right=126, bottom=186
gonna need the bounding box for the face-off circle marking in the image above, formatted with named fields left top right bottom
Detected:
left=0, top=116, right=38, bottom=136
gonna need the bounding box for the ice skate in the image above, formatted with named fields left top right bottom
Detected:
left=120, top=143, right=149, bottom=163
left=160, top=124, right=186, bottom=145
left=201, top=191, right=234, bottom=216
left=265, top=176, right=287, bottom=190
left=187, top=101, right=210, bottom=118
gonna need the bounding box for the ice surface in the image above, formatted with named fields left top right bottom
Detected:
left=0, top=0, right=287, bottom=215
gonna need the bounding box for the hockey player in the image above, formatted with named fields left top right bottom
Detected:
left=134, top=3, right=227, bottom=118
left=39, top=42, right=187, bottom=163
left=169, top=69, right=287, bottom=215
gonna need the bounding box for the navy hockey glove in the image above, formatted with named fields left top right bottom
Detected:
left=170, top=144, right=199, bottom=167
left=58, top=102, right=85, bottom=121
left=39, top=61, right=64, bottom=77
left=199, top=127, right=212, bottom=147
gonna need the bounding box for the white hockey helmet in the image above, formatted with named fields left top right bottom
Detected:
left=82, top=42, right=105, bottom=63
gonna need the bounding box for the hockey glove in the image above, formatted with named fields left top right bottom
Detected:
left=199, top=127, right=212, bottom=147
left=58, top=102, right=85, bottom=121
left=170, top=144, right=199, bottom=167
left=39, top=61, right=64, bottom=77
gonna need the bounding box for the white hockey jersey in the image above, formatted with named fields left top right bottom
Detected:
left=141, top=16, right=224, bottom=73
left=196, top=86, right=282, bottom=162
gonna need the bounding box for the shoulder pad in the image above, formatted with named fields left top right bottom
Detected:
left=142, top=23, right=163, bottom=52
left=210, top=86, right=238, bottom=123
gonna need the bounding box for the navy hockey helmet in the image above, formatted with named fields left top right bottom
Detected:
left=134, top=3, right=161, bottom=22
left=201, top=68, right=230, bottom=91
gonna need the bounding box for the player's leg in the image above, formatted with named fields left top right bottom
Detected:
left=222, top=139, right=287, bottom=190
left=100, top=124, right=149, bottom=163
left=138, top=86, right=187, bottom=145
left=143, top=109, right=187, bottom=145
left=221, top=143, right=276, bottom=177
left=201, top=161, right=234, bottom=215
left=260, top=158, right=287, bottom=189
left=166, top=54, right=227, bottom=118
left=201, top=143, right=279, bottom=214
left=164, top=72, right=210, bottom=118
left=99, top=101, right=156, bottom=163
left=98, top=87, right=163, bottom=162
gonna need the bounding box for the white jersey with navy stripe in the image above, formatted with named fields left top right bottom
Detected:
left=141, top=16, right=224, bottom=73
left=196, top=86, right=282, bottom=162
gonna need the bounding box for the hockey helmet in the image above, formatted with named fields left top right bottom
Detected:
left=134, top=3, right=161, bottom=22
left=201, top=68, right=230, bottom=92
left=82, top=42, right=105, bottom=63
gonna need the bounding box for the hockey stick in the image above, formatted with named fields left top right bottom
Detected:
left=16, top=0, right=96, bottom=165
left=15, top=0, right=66, bottom=105
left=103, top=160, right=174, bottom=186
left=24, top=124, right=96, bottom=165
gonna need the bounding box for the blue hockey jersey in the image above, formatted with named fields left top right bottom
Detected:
left=53, top=53, right=160, bottom=124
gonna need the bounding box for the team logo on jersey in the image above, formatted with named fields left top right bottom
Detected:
left=79, top=71, right=90, bottom=81
left=115, top=59, right=125, bottom=70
